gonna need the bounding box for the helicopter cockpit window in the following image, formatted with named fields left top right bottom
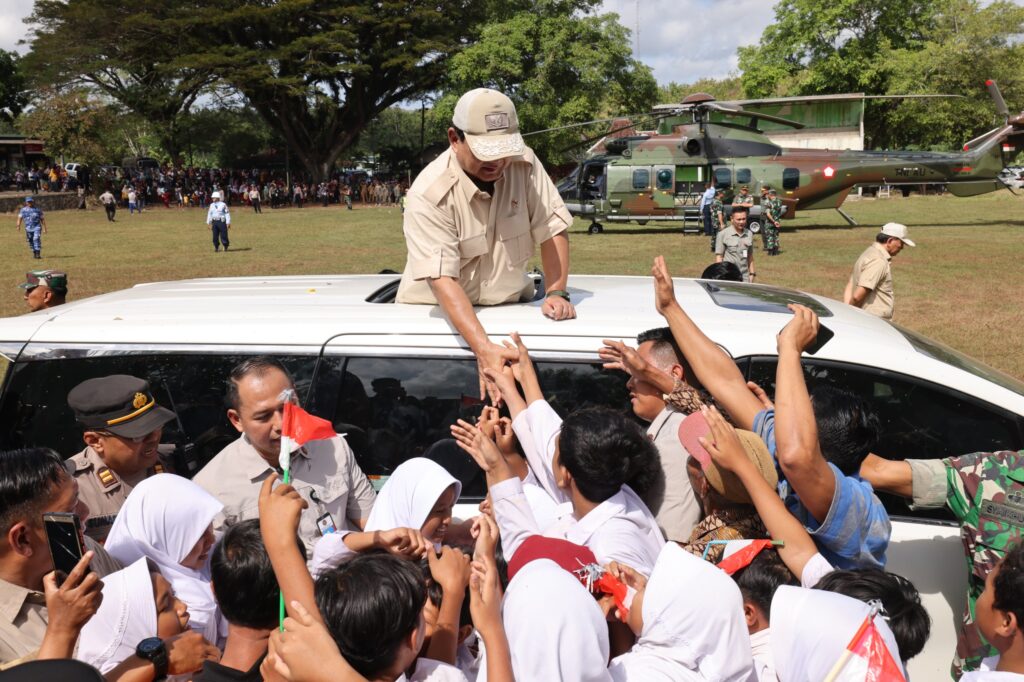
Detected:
left=655, top=169, right=673, bottom=191
left=713, top=167, right=732, bottom=188
left=783, top=168, right=801, bottom=190
left=736, top=168, right=752, bottom=184
left=632, top=169, right=650, bottom=190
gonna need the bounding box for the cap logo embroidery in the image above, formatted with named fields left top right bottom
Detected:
left=133, top=392, right=147, bottom=409
left=485, top=112, right=510, bottom=131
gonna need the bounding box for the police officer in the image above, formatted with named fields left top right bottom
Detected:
left=206, top=190, right=231, bottom=252
left=15, top=196, right=46, bottom=260
left=66, top=375, right=177, bottom=541
left=19, top=269, right=67, bottom=312
left=709, top=188, right=726, bottom=253
left=715, top=204, right=756, bottom=282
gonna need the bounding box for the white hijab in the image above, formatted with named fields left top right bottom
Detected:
left=609, top=543, right=756, bottom=681
left=502, top=559, right=613, bottom=682
left=770, top=585, right=903, bottom=682
left=365, top=458, right=461, bottom=536
left=76, top=558, right=156, bottom=674
left=104, top=473, right=223, bottom=644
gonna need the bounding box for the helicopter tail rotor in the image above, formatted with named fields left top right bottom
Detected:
left=986, top=80, right=1010, bottom=120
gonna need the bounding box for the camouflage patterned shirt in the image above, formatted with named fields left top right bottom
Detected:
left=710, top=198, right=725, bottom=227
left=908, top=451, right=1024, bottom=677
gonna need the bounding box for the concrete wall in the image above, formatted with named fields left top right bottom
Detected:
left=0, top=193, right=82, bottom=214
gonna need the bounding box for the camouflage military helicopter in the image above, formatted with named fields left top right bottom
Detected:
left=554, top=81, right=1024, bottom=234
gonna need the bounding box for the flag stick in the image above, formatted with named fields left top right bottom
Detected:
left=278, top=435, right=292, bottom=630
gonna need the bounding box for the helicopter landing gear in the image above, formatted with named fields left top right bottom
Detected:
left=588, top=221, right=604, bottom=235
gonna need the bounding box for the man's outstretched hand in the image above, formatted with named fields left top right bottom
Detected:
left=477, top=342, right=518, bottom=405
left=541, top=294, right=576, bottom=321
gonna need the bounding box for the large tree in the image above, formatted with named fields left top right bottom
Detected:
left=0, top=50, right=29, bottom=123
left=23, top=0, right=215, bottom=161
left=432, top=7, right=657, bottom=164
left=19, top=89, right=127, bottom=165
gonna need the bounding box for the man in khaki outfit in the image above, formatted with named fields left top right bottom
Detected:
left=843, top=222, right=915, bottom=320
left=66, top=375, right=178, bottom=542
left=397, top=88, right=575, bottom=402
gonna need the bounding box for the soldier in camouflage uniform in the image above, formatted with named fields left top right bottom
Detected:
left=709, top=188, right=726, bottom=253
left=764, top=187, right=782, bottom=256
left=862, top=449, right=1024, bottom=678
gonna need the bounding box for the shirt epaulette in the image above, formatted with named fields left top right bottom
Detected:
left=421, top=170, right=459, bottom=206
left=96, top=466, right=118, bottom=489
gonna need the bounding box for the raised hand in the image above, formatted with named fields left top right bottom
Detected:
left=451, top=419, right=509, bottom=477
left=651, top=255, right=679, bottom=314
left=699, top=405, right=751, bottom=474
left=777, top=303, right=820, bottom=354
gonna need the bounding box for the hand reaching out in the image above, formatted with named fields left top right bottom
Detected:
left=470, top=513, right=500, bottom=563
left=258, top=474, right=308, bottom=548
left=598, top=339, right=649, bottom=377
left=777, top=304, right=820, bottom=354
left=451, top=419, right=511, bottom=478
left=698, top=405, right=752, bottom=474
left=651, top=256, right=680, bottom=314
left=266, top=601, right=359, bottom=682
left=747, top=381, right=774, bottom=411
left=374, top=527, right=432, bottom=560
left=428, top=546, right=472, bottom=595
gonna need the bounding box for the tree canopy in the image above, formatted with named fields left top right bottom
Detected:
left=0, top=51, right=29, bottom=124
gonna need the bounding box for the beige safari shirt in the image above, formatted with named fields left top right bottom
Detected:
left=67, top=446, right=173, bottom=543
left=849, top=242, right=894, bottom=319
left=642, top=407, right=701, bottom=542
left=192, top=434, right=377, bottom=558
left=0, top=538, right=121, bottom=667
left=396, top=147, right=572, bottom=305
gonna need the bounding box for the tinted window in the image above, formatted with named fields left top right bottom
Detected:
left=0, top=353, right=318, bottom=477
left=714, top=167, right=732, bottom=188
left=656, top=168, right=673, bottom=191
left=632, top=169, right=650, bottom=190
left=698, top=281, right=833, bottom=317
left=783, top=168, right=800, bottom=190
left=736, top=168, right=752, bottom=184
left=314, top=357, right=631, bottom=500
left=745, top=357, right=1024, bottom=521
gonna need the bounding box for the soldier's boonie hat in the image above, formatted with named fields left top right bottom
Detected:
left=19, top=270, right=68, bottom=292
left=68, top=375, right=176, bottom=439
left=452, top=88, right=525, bottom=162
left=880, top=222, right=915, bottom=247
left=24, top=196, right=34, bottom=203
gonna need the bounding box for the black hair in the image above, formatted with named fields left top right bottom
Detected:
left=731, top=550, right=797, bottom=621
left=420, top=551, right=472, bottom=629
left=994, top=544, right=1024, bottom=630
left=700, top=262, right=743, bottom=282
left=808, top=385, right=880, bottom=475
left=637, top=327, right=684, bottom=369
left=225, top=356, right=293, bottom=411
left=451, top=125, right=466, bottom=141
left=732, top=205, right=750, bottom=215
left=0, top=448, right=68, bottom=531
left=814, top=569, right=930, bottom=661
left=875, top=233, right=892, bottom=244
left=211, top=520, right=299, bottom=630
left=558, top=407, right=659, bottom=501
left=315, top=552, right=426, bottom=678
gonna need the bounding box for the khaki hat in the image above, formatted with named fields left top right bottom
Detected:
left=678, top=412, right=778, bottom=505
left=452, top=88, right=525, bottom=161
left=20, top=270, right=67, bottom=292
left=68, top=375, right=176, bottom=439
left=880, top=222, right=915, bottom=247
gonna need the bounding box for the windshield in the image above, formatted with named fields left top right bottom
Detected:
left=894, top=323, right=1024, bottom=398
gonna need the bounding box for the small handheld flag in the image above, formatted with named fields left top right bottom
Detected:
left=823, top=602, right=906, bottom=682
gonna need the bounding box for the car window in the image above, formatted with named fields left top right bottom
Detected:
left=313, top=356, right=631, bottom=500
left=0, top=353, right=318, bottom=477
left=698, top=281, right=833, bottom=317
left=632, top=169, right=650, bottom=190
left=745, top=357, right=1024, bottom=522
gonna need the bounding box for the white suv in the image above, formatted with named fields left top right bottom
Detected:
left=1, top=274, right=1022, bottom=679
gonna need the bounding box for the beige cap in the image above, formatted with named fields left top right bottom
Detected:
left=881, top=222, right=915, bottom=247
left=452, top=88, right=525, bottom=161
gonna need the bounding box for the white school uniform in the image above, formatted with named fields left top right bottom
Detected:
left=608, top=543, right=757, bottom=681
left=770, top=586, right=904, bottom=682
left=311, top=457, right=461, bottom=575
left=76, top=558, right=157, bottom=674
left=502, top=559, right=613, bottom=682
left=103, top=473, right=223, bottom=645
left=750, top=629, right=777, bottom=682
left=496, top=399, right=665, bottom=575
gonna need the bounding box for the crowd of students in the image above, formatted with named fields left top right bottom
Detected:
left=1, top=255, right=1023, bottom=681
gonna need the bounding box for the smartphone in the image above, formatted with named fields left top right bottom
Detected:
left=42, top=512, right=87, bottom=583
left=803, top=322, right=836, bottom=355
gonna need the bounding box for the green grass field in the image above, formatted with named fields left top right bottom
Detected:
left=3, top=191, right=1023, bottom=380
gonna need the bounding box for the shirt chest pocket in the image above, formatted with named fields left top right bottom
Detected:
left=498, top=207, right=533, bottom=267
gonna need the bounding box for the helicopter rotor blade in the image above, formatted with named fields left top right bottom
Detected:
left=556, top=113, right=674, bottom=154
left=522, top=116, right=647, bottom=138
left=986, top=80, right=1010, bottom=119
left=704, top=103, right=806, bottom=130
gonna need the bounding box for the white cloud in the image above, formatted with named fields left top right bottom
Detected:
left=600, top=0, right=775, bottom=85
left=0, top=0, right=35, bottom=54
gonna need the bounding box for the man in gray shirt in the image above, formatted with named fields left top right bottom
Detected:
left=715, top=204, right=757, bottom=283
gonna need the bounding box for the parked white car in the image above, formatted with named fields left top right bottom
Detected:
left=2, top=274, right=1022, bottom=680
left=63, top=162, right=84, bottom=180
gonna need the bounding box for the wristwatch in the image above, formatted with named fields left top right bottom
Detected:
left=136, top=637, right=169, bottom=680
left=546, top=289, right=571, bottom=302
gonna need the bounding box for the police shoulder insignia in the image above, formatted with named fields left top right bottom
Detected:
left=97, top=467, right=117, bottom=488
left=153, top=463, right=165, bottom=474
left=133, top=392, right=147, bottom=409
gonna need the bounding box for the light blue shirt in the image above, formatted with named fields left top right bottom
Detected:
left=698, top=186, right=716, bottom=212
left=206, top=201, right=230, bottom=226
left=19, top=206, right=44, bottom=231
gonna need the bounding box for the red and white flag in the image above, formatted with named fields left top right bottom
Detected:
left=716, top=539, right=778, bottom=575
left=279, top=402, right=336, bottom=474
left=824, top=611, right=906, bottom=682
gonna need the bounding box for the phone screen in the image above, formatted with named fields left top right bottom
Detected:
left=43, top=512, right=85, bottom=581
